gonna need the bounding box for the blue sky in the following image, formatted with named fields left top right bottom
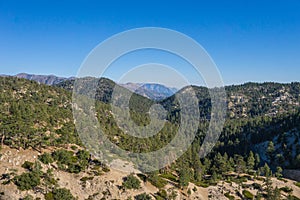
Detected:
left=0, top=0, right=300, bottom=87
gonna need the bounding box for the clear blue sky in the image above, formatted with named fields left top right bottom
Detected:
left=1, top=0, right=300, bottom=86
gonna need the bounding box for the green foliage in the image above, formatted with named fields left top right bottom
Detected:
left=294, top=182, right=300, bottom=188
left=242, top=190, right=254, bottom=199
left=70, top=145, right=77, bottom=150
left=38, top=153, right=54, bottom=164
left=275, top=166, right=283, bottom=178
left=280, top=186, right=293, bottom=193
left=122, top=174, right=141, bottom=190
left=45, top=192, right=54, bottom=200
left=194, top=182, right=209, bottom=188
left=0, top=77, right=80, bottom=150
left=134, top=193, right=152, bottom=200
left=45, top=188, right=75, bottom=200
left=13, top=171, right=41, bottom=190
left=159, top=173, right=178, bottom=182
left=287, top=195, right=300, bottom=200
left=1, top=76, right=300, bottom=198
left=147, top=173, right=167, bottom=189
left=247, top=151, right=255, bottom=170
left=224, top=192, right=234, bottom=200
left=102, top=165, right=110, bottom=172
left=272, top=187, right=282, bottom=200
left=21, top=161, right=34, bottom=171
left=234, top=154, right=246, bottom=174
left=178, top=167, right=191, bottom=188
left=252, top=182, right=262, bottom=190
left=267, top=141, right=275, bottom=161
left=260, top=163, right=271, bottom=177
left=51, top=149, right=90, bottom=173
left=155, top=189, right=167, bottom=199
left=43, top=169, right=58, bottom=188
left=80, top=176, right=94, bottom=182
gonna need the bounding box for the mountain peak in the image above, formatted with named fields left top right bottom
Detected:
left=120, top=82, right=178, bottom=100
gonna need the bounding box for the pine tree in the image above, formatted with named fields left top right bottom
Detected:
left=275, top=166, right=283, bottom=178
left=267, top=141, right=275, bottom=162
left=255, top=153, right=261, bottom=168
left=247, top=151, right=255, bottom=170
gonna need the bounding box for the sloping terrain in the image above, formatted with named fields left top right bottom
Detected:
left=0, top=76, right=300, bottom=199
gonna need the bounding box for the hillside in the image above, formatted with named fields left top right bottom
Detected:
left=161, top=82, right=300, bottom=120
left=5, top=73, right=177, bottom=101
left=0, top=76, right=300, bottom=199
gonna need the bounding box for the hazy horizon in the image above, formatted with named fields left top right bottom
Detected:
left=3, top=72, right=300, bottom=89
left=1, top=1, right=300, bottom=87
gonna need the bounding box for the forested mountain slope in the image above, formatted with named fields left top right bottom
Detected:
left=0, top=76, right=300, bottom=199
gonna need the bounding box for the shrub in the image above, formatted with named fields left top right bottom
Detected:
left=134, top=193, right=152, bottom=200
left=52, top=150, right=74, bottom=165
left=287, top=195, right=300, bottom=200
left=242, top=190, right=254, bottom=200
left=294, top=182, right=300, bottom=188
left=195, top=182, right=209, bottom=188
left=255, top=176, right=265, bottom=181
left=38, top=153, right=54, bottom=164
left=51, top=149, right=89, bottom=173
left=187, top=188, right=192, bottom=196
left=156, top=189, right=167, bottom=199
left=159, top=173, right=178, bottom=182
left=21, top=161, right=34, bottom=171
left=193, top=186, right=197, bottom=192
left=80, top=176, right=94, bottom=182
left=242, top=174, right=252, bottom=180
left=154, top=196, right=163, bottom=200
left=45, top=188, right=75, bottom=200
left=147, top=174, right=167, bottom=189
left=102, top=165, right=110, bottom=172
left=224, top=192, right=234, bottom=200
left=123, top=174, right=141, bottom=189
left=137, top=173, right=147, bottom=182
left=280, top=186, right=293, bottom=193
left=252, top=182, right=262, bottom=190
left=45, top=192, right=54, bottom=200
left=13, top=171, right=41, bottom=191
left=70, top=145, right=77, bottom=150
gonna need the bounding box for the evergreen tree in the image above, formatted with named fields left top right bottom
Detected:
left=255, top=153, right=261, bottom=168
left=275, top=166, right=283, bottom=178
left=267, top=141, right=275, bottom=162
left=247, top=151, right=255, bottom=170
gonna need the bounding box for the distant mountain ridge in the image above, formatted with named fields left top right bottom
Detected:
left=1, top=73, right=75, bottom=85
left=2, top=73, right=178, bottom=100
left=120, top=82, right=178, bottom=100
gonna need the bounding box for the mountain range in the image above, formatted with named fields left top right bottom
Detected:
left=0, top=74, right=300, bottom=199
left=120, top=82, right=177, bottom=100
left=1, top=73, right=177, bottom=101
left=13, top=73, right=75, bottom=85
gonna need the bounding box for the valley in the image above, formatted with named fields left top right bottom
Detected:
left=0, top=76, right=299, bottom=199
